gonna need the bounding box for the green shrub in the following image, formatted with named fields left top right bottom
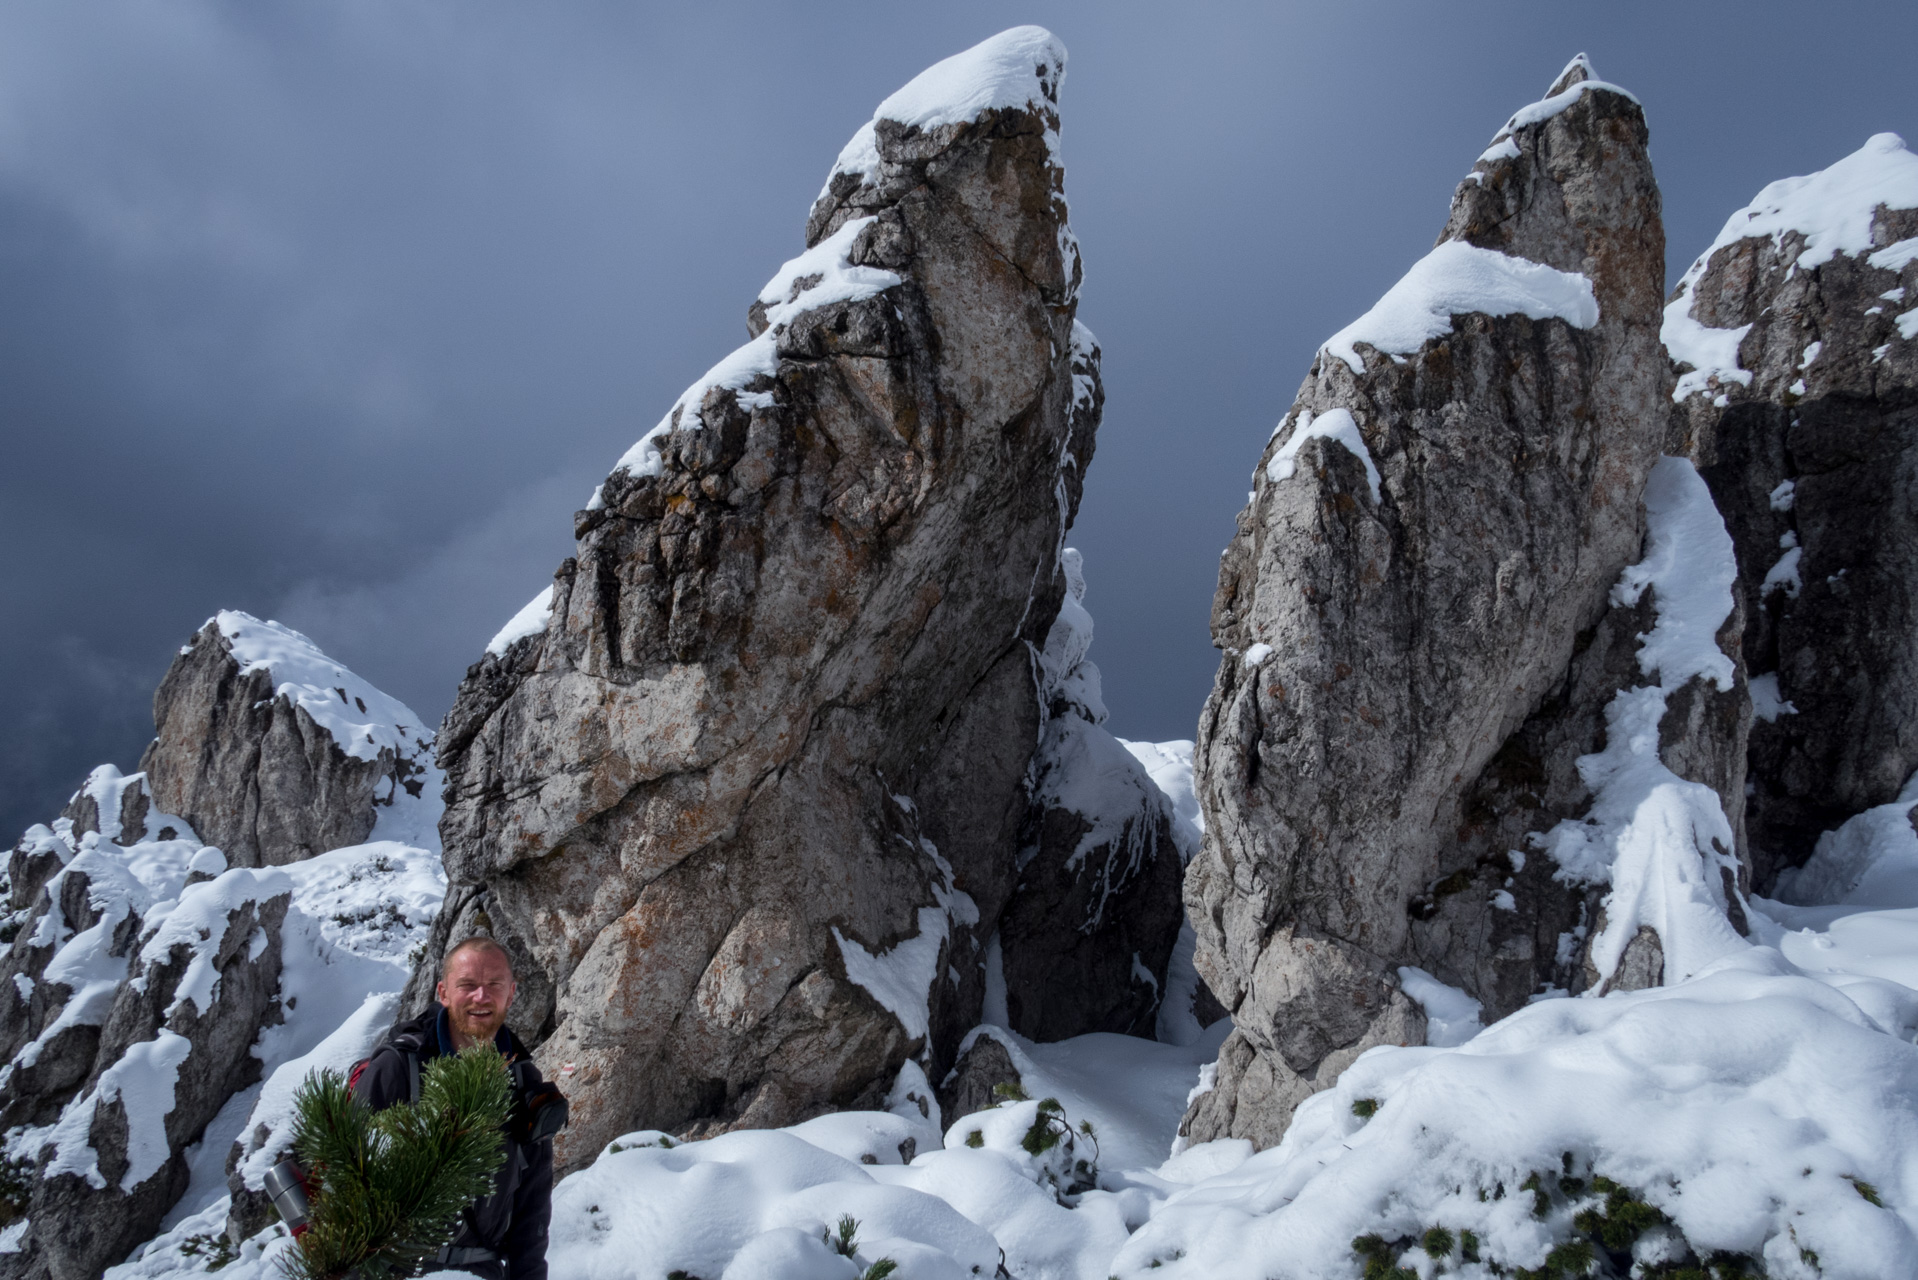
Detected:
left=282, top=1045, right=511, bottom=1280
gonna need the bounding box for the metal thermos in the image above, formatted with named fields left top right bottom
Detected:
left=263, top=1156, right=312, bottom=1236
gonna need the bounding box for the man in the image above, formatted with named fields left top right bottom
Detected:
left=352, top=937, right=556, bottom=1280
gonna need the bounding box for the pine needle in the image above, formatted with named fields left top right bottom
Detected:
left=281, top=1045, right=512, bottom=1280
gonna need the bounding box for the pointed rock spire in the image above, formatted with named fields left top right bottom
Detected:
left=1182, top=58, right=1711, bottom=1149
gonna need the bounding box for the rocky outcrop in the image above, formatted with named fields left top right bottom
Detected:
left=138, top=611, right=439, bottom=866
left=0, top=615, right=440, bottom=1277
left=1000, top=549, right=1185, bottom=1040
left=1666, top=133, right=1918, bottom=891
left=421, top=27, right=1133, bottom=1171
left=1182, top=57, right=1755, bottom=1148
left=0, top=825, right=290, bottom=1280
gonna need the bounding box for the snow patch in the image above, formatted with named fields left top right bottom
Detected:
left=1538, top=458, right=1748, bottom=985
left=612, top=215, right=902, bottom=480
left=214, top=611, right=431, bottom=766
left=825, top=25, right=1067, bottom=189
left=1667, top=133, right=1918, bottom=402
left=485, top=584, right=554, bottom=657
left=1264, top=407, right=1381, bottom=502
left=1321, top=240, right=1598, bottom=376
left=1749, top=672, right=1798, bottom=723
left=46, top=1030, right=193, bottom=1192
left=1395, top=966, right=1483, bottom=1047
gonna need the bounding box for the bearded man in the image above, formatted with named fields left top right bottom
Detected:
left=352, top=936, right=560, bottom=1280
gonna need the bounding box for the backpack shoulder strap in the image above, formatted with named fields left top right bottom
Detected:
left=407, top=1048, right=420, bottom=1104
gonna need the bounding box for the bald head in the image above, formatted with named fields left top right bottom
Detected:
left=440, top=934, right=513, bottom=980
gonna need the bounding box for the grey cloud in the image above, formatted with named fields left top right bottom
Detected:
left=3, top=0, right=1914, bottom=840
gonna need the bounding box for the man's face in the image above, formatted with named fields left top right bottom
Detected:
left=437, top=947, right=516, bottom=1048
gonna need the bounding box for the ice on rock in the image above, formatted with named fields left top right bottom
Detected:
left=1320, top=240, right=1598, bottom=376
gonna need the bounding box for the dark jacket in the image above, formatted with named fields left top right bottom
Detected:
left=351, top=1006, right=554, bottom=1280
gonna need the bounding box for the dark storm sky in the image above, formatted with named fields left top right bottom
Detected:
left=4, top=1, right=1915, bottom=839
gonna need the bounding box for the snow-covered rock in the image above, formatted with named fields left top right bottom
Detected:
left=1668, top=132, right=1918, bottom=888
left=1186, top=54, right=1720, bottom=1149
left=0, top=618, right=443, bottom=1280
left=139, top=611, right=441, bottom=866
left=424, top=25, right=1103, bottom=1172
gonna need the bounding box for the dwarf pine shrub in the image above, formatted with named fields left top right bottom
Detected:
left=281, top=1044, right=511, bottom=1280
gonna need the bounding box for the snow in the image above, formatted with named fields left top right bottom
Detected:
left=612, top=215, right=902, bottom=480
left=1763, top=544, right=1804, bottom=599
left=1666, top=132, right=1918, bottom=402
left=826, top=26, right=1066, bottom=189
left=1750, top=671, right=1799, bottom=722
left=1485, top=54, right=1640, bottom=147
left=834, top=846, right=977, bottom=1044
left=1770, top=478, right=1797, bottom=511
left=46, top=1030, right=193, bottom=1192
left=1320, top=239, right=1598, bottom=375
left=132, top=866, right=293, bottom=1017
left=486, top=583, right=554, bottom=656
left=1871, top=237, right=1918, bottom=272
left=1113, top=947, right=1918, bottom=1279
left=1026, top=551, right=1187, bottom=935
left=1119, top=739, right=1201, bottom=864
left=1239, top=641, right=1273, bottom=667
left=1264, top=407, right=1381, bottom=502
left=1538, top=457, right=1748, bottom=985
left=1899, top=307, right=1918, bottom=340
left=214, top=611, right=433, bottom=766
left=1396, top=966, right=1484, bottom=1047
left=835, top=908, right=951, bottom=1044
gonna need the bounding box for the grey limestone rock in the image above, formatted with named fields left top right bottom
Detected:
left=1666, top=132, right=1918, bottom=890
left=421, top=28, right=1138, bottom=1174
left=139, top=613, right=436, bottom=868
left=1182, top=57, right=1719, bottom=1147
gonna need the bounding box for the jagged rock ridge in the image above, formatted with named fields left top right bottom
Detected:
left=421, top=26, right=1179, bottom=1172
left=0, top=613, right=441, bottom=1280
left=1181, top=56, right=1759, bottom=1148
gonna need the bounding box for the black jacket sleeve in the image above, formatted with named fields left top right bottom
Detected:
left=503, top=1136, right=553, bottom=1280
left=349, top=1044, right=413, bottom=1112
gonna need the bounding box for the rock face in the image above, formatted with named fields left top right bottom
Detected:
left=1665, top=132, right=1918, bottom=891
left=139, top=611, right=439, bottom=866
left=0, top=614, right=439, bottom=1278
left=421, top=27, right=1182, bottom=1171
left=1181, top=58, right=1755, bottom=1148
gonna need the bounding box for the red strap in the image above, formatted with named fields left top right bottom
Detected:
left=347, top=1058, right=369, bottom=1091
